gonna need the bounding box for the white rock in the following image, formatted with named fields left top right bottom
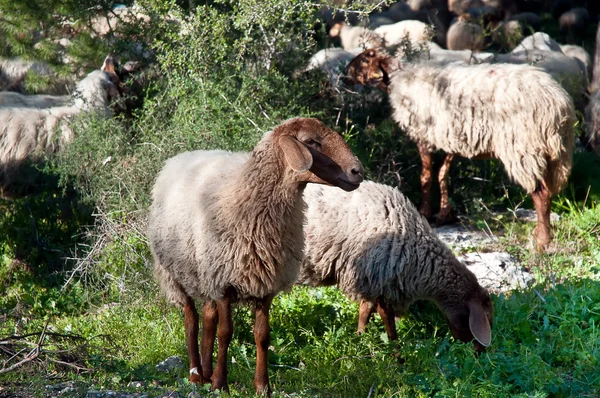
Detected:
left=458, top=251, right=534, bottom=292
left=155, top=355, right=185, bottom=373
left=434, top=224, right=496, bottom=249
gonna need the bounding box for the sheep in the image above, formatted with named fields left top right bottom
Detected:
left=511, top=32, right=562, bottom=53
left=299, top=180, right=493, bottom=351
left=0, top=57, right=121, bottom=194
left=329, top=22, right=383, bottom=50
left=372, top=20, right=431, bottom=47
left=0, top=58, right=73, bottom=95
left=558, top=7, right=590, bottom=39
left=560, top=44, right=592, bottom=79
left=345, top=48, right=575, bottom=250
left=585, top=90, right=600, bottom=155
left=293, top=47, right=363, bottom=87
left=147, top=117, right=364, bottom=395
left=446, top=15, right=485, bottom=52
left=486, top=49, right=589, bottom=111
left=506, top=12, right=542, bottom=32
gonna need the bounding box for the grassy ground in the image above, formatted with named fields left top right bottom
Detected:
left=1, top=187, right=599, bottom=397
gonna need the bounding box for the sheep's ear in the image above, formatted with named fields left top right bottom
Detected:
left=279, top=135, right=313, bottom=172
left=102, top=56, right=117, bottom=74
left=329, top=22, right=343, bottom=38
left=468, top=300, right=491, bottom=347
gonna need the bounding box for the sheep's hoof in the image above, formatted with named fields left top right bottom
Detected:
left=189, top=372, right=204, bottom=384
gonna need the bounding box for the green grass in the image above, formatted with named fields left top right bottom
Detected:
left=1, top=204, right=599, bottom=397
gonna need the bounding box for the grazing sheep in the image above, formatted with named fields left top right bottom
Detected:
left=329, top=22, right=382, bottom=50
left=372, top=20, right=431, bottom=47
left=0, top=57, right=121, bottom=193
left=446, top=15, right=485, bottom=51
left=148, top=118, right=364, bottom=395
left=300, top=181, right=493, bottom=351
left=345, top=48, right=575, bottom=250
left=585, top=90, right=600, bottom=155
left=560, top=44, right=592, bottom=79
left=559, top=7, right=590, bottom=39
left=512, top=32, right=562, bottom=53
left=293, top=47, right=362, bottom=87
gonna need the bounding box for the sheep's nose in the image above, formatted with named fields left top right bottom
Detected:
left=349, top=162, right=365, bottom=183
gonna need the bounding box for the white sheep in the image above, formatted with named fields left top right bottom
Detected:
left=147, top=118, right=363, bottom=395
left=293, top=47, right=363, bottom=87
left=511, top=32, right=562, bottom=53
left=300, top=181, right=493, bottom=351
left=345, top=49, right=575, bottom=250
left=486, top=49, right=589, bottom=111
left=329, top=22, right=382, bottom=50
left=372, top=20, right=431, bottom=47
left=560, top=44, right=592, bottom=80
left=0, top=57, right=121, bottom=194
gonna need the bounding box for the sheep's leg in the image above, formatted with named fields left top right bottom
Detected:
left=201, top=300, right=218, bottom=382
left=254, top=294, right=274, bottom=396
left=376, top=298, right=398, bottom=341
left=531, top=181, right=553, bottom=251
left=357, top=299, right=376, bottom=334
left=437, top=153, right=455, bottom=224
left=184, top=296, right=204, bottom=384
left=211, top=290, right=234, bottom=392
left=417, top=143, right=433, bottom=219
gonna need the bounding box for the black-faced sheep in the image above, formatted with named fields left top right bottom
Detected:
left=148, top=118, right=364, bottom=395
left=345, top=48, right=575, bottom=251
left=0, top=57, right=122, bottom=195
left=300, top=181, right=493, bottom=351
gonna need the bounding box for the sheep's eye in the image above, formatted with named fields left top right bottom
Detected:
left=303, top=139, right=321, bottom=148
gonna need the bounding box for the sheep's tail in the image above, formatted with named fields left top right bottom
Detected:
left=545, top=114, right=575, bottom=195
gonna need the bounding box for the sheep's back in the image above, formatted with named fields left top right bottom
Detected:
left=389, top=63, right=574, bottom=192
left=301, top=181, right=446, bottom=303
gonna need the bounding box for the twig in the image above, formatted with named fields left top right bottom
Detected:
left=367, top=383, right=375, bottom=398
left=47, top=358, right=92, bottom=372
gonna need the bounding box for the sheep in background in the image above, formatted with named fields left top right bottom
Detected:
left=148, top=118, right=363, bottom=395
left=373, top=20, right=431, bottom=47
left=345, top=48, right=575, bottom=250
left=512, top=32, right=562, bottom=53
left=0, top=58, right=73, bottom=95
left=0, top=57, right=121, bottom=195
left=446, top=15, right=485, bottom=52
left=560, top=44, right=592, bottom=79
left=329, top=22, right=383, bottom=50
left=559, top=7, right=590, bottom=40
left=486, top=49, right=589, bottom=111
left=300, top=181, right=493, bottom=351
left=293, top=47, right=363, bottom=88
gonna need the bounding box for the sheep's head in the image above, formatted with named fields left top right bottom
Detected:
left=274, top=118, right=363, bottom=192
left=344, top=48, right=393, bottom=91
left=437, top=278, right=493, bottom=352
